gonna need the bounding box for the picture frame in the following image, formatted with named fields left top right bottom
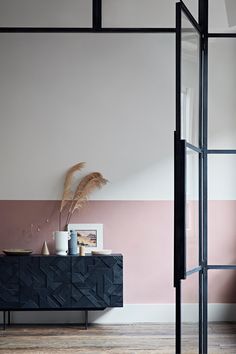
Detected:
left=67, top=224, right=103, bottom=253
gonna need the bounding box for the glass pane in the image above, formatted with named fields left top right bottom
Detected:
left=181, top=12, right=200, bottom=147
left=209, top=0, right=236, bottom=33
left=208, top=270, right=236, bottom=354
left=182, top=0, right=199, bottom=22
left=208, top=39, right=236, bottom=149
left=181, top=272, right=199, bottom=353
left=102, top=0, right=174, bottom=28
left=186, top=148, right=199, bottom=271
left=208, top=155, right=236, bottom=265
left=0, top=0, right=92, bottom=27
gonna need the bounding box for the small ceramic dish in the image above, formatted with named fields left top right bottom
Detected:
left=2, top=249, right=33, bottom=256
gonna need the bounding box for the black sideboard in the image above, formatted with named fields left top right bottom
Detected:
left=0, top=254, right=123, bottom=329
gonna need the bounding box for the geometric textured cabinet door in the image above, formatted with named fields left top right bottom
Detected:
left=19, top=256, right=71, bottom=309
left=0, top=254, right=123, bottom=311
left=0, top=256, right=19, bottom=309
left=71, top=255, right=123, bottom=309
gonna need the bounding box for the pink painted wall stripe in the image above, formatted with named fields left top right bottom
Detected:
left=0, top=200, right=236, bottom=303
left=0, top=200, right=174, bottom=304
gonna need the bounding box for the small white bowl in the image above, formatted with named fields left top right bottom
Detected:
left=91, top=249, right=112, bottom=255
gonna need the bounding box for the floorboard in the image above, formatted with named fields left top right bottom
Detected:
left=0, top=323, right=235, bottom=353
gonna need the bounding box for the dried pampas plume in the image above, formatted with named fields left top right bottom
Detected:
left=59, top=163, right=108, bottom=230
left=60, top=162, right=85, bottom=213
left=71, top=173, right=108, bottom=215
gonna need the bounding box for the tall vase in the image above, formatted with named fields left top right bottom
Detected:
left=68, top=230, right=78, bottom=255
left=52, top=231, right=70, bottom=256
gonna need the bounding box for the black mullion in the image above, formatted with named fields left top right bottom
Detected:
left=208, top=265, right=236, bottom=270
left=93, top=0, right=102, bottom=30
left=198, top=16, right=204, bottom=352
left=199, top=270, right=203, bottom=354
left=175, top=5, right=183, bottom=353
left=199, top=0, right=205, bottom=29
left=199, top=150, right=203, bottom=354
left=198, top=0, right=202, bottom=25
left=202, top=265, right=208, bottom=353
left=199, top=145, right=203, bottom=354
left=176, top=280, right=181, bottom=354
left=202, top=0, right=209, bottom=352
left=176, top=3, right=181, bottom=139
left=207, top=149, right=236, bottom=154
left=0, top=27, right=176, bottom=34
left=100, top=28, right=176, bottom=33
left=208, top=33, right=236, bottom=38
left=0, top=28, right=93, bottom=33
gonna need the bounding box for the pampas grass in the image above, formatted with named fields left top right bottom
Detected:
left=59, top=163, right=108, bottom=230
left=60, top=162, right=85, bottom=213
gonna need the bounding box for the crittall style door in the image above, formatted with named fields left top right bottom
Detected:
left=174, top=1, right=205, bottom=353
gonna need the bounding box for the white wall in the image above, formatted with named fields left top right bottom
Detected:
left=0, top=0, right=175, bottom=28
left=0, top=1, right=236, bottom=201
left=102, top=0, right=174, bottom=27
left=0, top=33, right=175, bottom=200
left=181, top=36, right=236, bottom=200
left=0, top=0, right=92, bottom=27
left=208, top=39, right=236, bottom=149
left=208, top=39, right=236, bottom=200
left=0, top=1, right=177, bottom=201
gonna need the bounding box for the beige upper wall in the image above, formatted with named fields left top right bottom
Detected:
left=0, top=2, right=178, bottom=201
left=0, top=33, right=175, bottom=200
left=0, top=0, right=175, bottom=27
left=0, top=0, right=92, bottom=27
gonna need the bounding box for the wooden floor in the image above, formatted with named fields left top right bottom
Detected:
left=0, top=323, right=235, bottom=353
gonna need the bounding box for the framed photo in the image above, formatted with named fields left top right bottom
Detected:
left=67, top=224, right=103, bottom=253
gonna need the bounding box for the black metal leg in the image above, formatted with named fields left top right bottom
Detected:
left=3, top=311, right=6, bottom=330
left=8, top=311, right=10, bottom=326
left=85, top=310, right=88, bottom=330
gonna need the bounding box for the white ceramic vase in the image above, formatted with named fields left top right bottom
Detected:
left=53, top=231, right=71, bottom=256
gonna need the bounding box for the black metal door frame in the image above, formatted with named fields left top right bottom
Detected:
left=174, top=1, right=206, bottom=353
left=175, top=1, right=236, bottom=353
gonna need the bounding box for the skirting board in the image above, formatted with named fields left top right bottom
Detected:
left=1, top=304, right=236, bottom=324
